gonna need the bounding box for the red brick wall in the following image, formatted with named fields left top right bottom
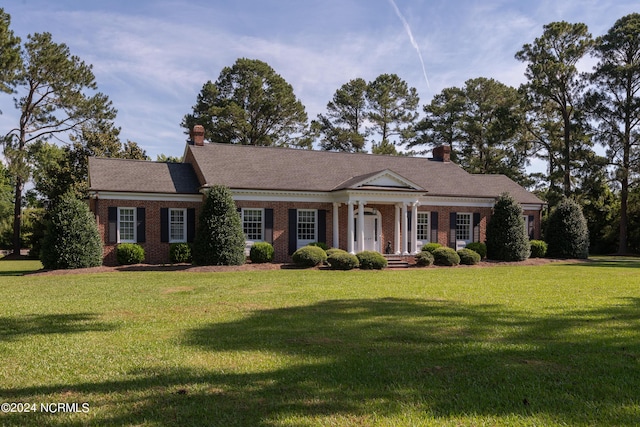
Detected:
left=236, top=201, right=334, bottom=263
left=91, top=197, right=542, bottom=265
left=93, top=199, right=202, bottom=266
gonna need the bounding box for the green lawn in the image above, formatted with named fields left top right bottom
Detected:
left=1, top=258, right=639, bottom=426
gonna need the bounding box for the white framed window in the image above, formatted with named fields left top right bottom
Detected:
left=416, top=212, right=430, bottom=242
left=169, top=208, right=187, bottom=243
left=118, top=207, right=136, bottom=243
left=456, top=212, right=472, bottom=242
left=297, top=209, right=317, bottom=246
left=242, top=208, right=264, bottom=241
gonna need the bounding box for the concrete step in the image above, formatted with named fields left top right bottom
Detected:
left=384, top=255, right=412, bottom=268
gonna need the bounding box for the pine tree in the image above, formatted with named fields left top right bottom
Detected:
left=192, top=185, right=245, bottom=265
left=486, top=193, right=530, bottom=261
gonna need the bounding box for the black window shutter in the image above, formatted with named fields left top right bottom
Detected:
left=528, top=215, right=535, bottom=239
left=449, top=212, right=457, bottom=248
left=160, top=208, right=169, bottom=243
left=136, top=207, right=146, bottom=243
left=261, top=208, right=273, bottom=244
left=108, top=207, right=117, bottom=243
left=317, top=209, right=326, bottom=244
left=288, top=209, right=297, bottom=255
left=473, top=212, right=481, bottom=242
left=187, top=208, right=196, bottom=243
left=430, top=211, right=438, bottom=243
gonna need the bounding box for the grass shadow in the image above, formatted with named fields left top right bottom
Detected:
left=1, top=299, right=639, bottom=425
left=568, top=256, right=640, bottom=269
left=0, top=313, right=118, bottom=341
left=0, top=259, right=43, bottom=276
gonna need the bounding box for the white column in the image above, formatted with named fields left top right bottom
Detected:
left=402, top=203, right=409, bottom=255
left=347, top=202, right=355, bottom=254
left=394, top=204, right=401, bottom=254
left=411, top=202, right=419, bottom=254
left=357, top=201, right=365, bottom=253
left=332, top=202, right=340, bottom=249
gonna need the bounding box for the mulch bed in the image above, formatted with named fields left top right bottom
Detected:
left=13, top=256, right=586, bottom=276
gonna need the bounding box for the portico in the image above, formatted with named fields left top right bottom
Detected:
left=333, top=196, right=422, bottom=256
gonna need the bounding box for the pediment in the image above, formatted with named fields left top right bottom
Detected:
left=338, top=169, right=424, bottom=191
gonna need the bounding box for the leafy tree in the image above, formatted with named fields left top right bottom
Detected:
left=0, top=163, right=14, bottom=248
left=584, top=13, right=640, bottom=254
left=516, top=21, right=594, bottom=196
left=573, top=152, right=618, bottom=254
left=156, top=154, right=183, bottom=163
left=29, top=123, right=148, bottom=208
left=2, top=30, right=116, bottom=254
left=366, top=73, right=419, bottom=152
left=192, top=185, right=245, bottom=266
left=183, top=58, right=309, bottom=148
left=486, top=193, right=530, bottom=261
left=40, top=194, right=103, bottom=269
left=312, top=78, right=368, bottom=152
left=546, top=197, right=589, bottom=259
left=0, top=162, right=13, bottom=222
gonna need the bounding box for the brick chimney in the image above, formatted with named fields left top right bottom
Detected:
left=190, top=125, right=205, bottom=146
left=432, top=145, right=451, bottom=162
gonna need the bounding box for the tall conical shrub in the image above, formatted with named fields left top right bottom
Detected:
left=40, top=195, right=103, bottom=269
left=192, top=185, right=245, bottom=265
left=486, top=193, right=530, bottom=261
left=546, top=198, right=589, bottom=259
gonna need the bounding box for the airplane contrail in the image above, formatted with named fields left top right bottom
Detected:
left=388, top=0, right=431, bottom=90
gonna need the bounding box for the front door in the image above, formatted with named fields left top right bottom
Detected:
left=356, top=210, right=381, bottom=252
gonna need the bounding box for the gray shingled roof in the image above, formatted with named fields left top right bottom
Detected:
left=88, top=157, right=200, bottom=194
left=186, top=143, right=544, bottom=204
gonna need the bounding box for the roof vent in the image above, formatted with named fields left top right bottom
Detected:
left=432, top=145, right=451, bottom=162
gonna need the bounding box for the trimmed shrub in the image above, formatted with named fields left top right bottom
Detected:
left=356, top=251, right=388, bottom=270
left=433, top=247, right=460, bottom=266
left=292, top=245, right=327, bottom=267
left=465, top=242, right=487, bottom=259
left=327, top=251, right=359, bottom=270
left=40, top=196, right=103, bottom=269
left=326, top=248, right=347, bottom=257
left=169, top=243, right=192, bottom=263
left=421, top=242, right=442, bottom=254
left=546, top=198, right=589, bottom=259
left=530, top=240, right=548, bottom=258
left=486, top=193, right=530, bottom=261
left=458, top=248, right=481, bottom=265
left=249, top=242, right=274, bottom=263
left=192, top=185, right=245, bottom=266
left=415, top=250, right=434, bottom=267
left=117, top=243, right=145, bottom=265
left=308, top=242, right=328, bottom=251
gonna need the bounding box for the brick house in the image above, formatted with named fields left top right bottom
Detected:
left=88, top=128, right=545, bottom=265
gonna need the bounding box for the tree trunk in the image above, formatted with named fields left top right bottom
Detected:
left=12, top=175, right=23, bottom=255
left=563, top=112, right=571, bottom=196
left=618, top=135, right=631, bottom=255
left=619, top=179, right=628, bottom=255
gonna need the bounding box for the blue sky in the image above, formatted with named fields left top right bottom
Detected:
left=1, top=0, right=638, bottom=161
